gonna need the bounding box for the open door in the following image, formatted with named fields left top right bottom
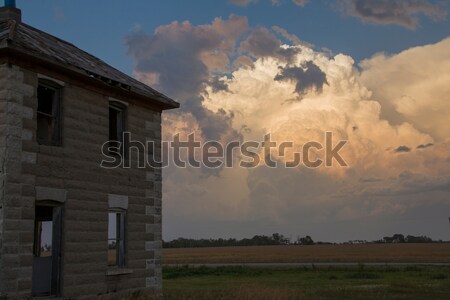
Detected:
left=32, top=205, right=63, bottom=297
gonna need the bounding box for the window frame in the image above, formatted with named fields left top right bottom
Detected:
left=36, top=79, right=63, bottom=146
left=32, top=203, right=64, bottom=297
left=109, top=101, right=128, bottom=157
left=108, top=209, right=127, bottom=268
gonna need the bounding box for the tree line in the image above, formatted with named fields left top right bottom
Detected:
left=163, top=233, right=445, bottom=248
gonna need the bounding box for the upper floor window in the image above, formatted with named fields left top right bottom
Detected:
left=109, top=101, right=127, bottom=155
left=37, top=80, right=62, bottom=146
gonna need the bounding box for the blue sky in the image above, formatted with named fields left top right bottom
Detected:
left=17, top=0, right=450, bottom=77
left=11, top=0, right=450, bottom=241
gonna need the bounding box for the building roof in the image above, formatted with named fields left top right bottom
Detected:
left=0, top=9, right=179, bottom=110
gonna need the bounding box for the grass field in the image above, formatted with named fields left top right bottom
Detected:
left=163, top=243, right=450, bottom=264
left=162, top=244, right=450, bottom=299
left=163, top=265, right=450, bottom=300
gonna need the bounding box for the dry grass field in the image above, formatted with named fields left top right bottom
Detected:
left=163, top=243, right=450, bottom=264
left=163, top=244, right=450, bottom=299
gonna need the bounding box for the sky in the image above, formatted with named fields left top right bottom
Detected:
left=15, top=0, right=450, bottom=242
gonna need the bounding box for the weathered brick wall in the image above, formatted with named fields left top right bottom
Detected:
left=0, top=63, right=163, bottom=299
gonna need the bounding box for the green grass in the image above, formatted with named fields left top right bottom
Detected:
left=163, top=265, right=450, bottom=300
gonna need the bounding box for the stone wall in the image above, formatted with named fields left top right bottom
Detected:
left=0, top=63, right=35, bottom=298
left=0, top=63, right=163, bottom=299
left=0, top=64, right=5, bottom=297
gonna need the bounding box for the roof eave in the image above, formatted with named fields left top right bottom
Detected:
left=0, top=42, right=180, bottom=110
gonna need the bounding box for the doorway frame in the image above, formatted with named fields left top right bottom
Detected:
left=32, top=201, right=64, bottom=298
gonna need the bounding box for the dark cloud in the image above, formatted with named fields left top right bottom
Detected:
left=340, top=0, right=447, bottom=29
left=398, top=171, right=450, bottom=194
left=239, top=27, right=282, bottom=56
left=239, top=27, right=301, bottom=62
left=362, top=171, right=450, bottom=196
left=209, top=77, right=230, bottom=93
left=246, top=166, right=340, bottom=222
left=274, top=61, right=328, bottom=95
left=164, top=164, right=450, bottom=242
left=417, top=143, right=434, bottom=149
left=125, top=16, right=248, bottom=140
left=393, top=145, right=411, bottom=153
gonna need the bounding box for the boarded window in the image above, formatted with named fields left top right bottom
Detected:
left=108, top=211, right=126, bottom=267
left=37, top=81, right=62, bottom=145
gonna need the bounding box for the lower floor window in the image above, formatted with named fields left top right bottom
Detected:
left=108, top=211, right=126, bottom=267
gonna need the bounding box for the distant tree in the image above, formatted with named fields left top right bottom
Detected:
left=392, top=234, right=406, bottom=243
left=163, top=233, right=292, bottom=248
left=297, top=235, right=314, bottom=245
left=383, top=236, right=394, bottom=243
left=376, top=234, right=434, bottom=244
left=272, top=233, right=290, bottom=245
left=406, top=235, right=433, bottom=243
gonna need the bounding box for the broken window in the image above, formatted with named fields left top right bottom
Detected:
left=34, top=206, right=53, bottom=258
left=37, top=80, right=62, bottom=145
left=109, top=101, right=127, bottom=155
left=108, top=210, right=126, bottom=267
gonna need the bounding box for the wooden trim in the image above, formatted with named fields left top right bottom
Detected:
left=38, top=73, right=65, bottom=86
left=0, top=46, right=178, bottom=111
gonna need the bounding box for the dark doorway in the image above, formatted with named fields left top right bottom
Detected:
left=32, top=205, right=63, bottom=297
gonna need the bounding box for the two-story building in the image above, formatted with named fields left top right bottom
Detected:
left=0, top=2, right=178, bottom=299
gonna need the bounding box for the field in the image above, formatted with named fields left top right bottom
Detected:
left=163, top=265, right=450, bottom=300
left=163, top=243, right=450, bottom=264
left=162, top=244, right=450, bottom=300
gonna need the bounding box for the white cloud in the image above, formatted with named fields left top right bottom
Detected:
left=360, top=37, right=450, bottom=142
left=126, top=18, right=450, bottom=241
left=204, top=47, right=439, bottom=176
left=201, top=39, right=450, bottom=236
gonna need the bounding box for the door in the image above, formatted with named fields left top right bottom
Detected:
left=32, top=205, right=63, bottom=297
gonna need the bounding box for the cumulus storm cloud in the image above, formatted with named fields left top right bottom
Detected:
left=125, top=16, right=450, bottom=240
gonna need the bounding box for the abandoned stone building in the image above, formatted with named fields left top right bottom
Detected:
left=0, top=2, right=179, bottom=299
